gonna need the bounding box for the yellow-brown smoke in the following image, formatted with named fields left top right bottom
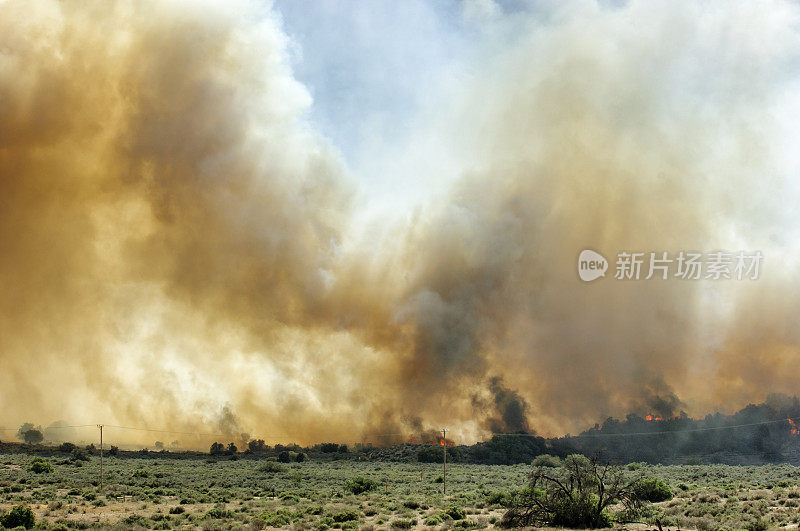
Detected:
left=1, top=0, right=799, bottom=447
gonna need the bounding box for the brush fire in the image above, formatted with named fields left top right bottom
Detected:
left=2, top=3, right=800, bottom=528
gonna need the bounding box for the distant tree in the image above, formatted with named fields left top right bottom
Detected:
left=295, top=452, right=307, bottom=462
left=108, top=445, right=119, bottom=456
left=85, top=443, right=96, bottom=454
left=227, top=442, right=238, bottom=454
left=338, top=444, right=348, bottom=453
left=209, top=442, right=225, bottom=455
left=320, top=443, right=339, bottom=453
left=248, top=439, right=267, bottom=452
left=23, top=429, right=43, bottom=445
left=277, top=451, right=292, bottom=463
left=16, top=423, right=43, bottom=445
left=154, top=441, right=164, bottom=450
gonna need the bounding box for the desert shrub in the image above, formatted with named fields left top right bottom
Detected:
left=204, top=506, right=233, bottom=519
left=257, top=509, right=296, bottom=526
left=446, top=506, right=466, bottom=520
left=169, top=506, right=185, bottom=514
left=70, top=448, right=89, bottom=462
left=108, top=445, right=119, bottom=456
left=745, top=519, right=770, bottom=531
left=487, top=491, right=512, bottom=506
left=1, top=505, right=36, bottom=529
left=531, top=454, right=562, bottom=468
left=391, top=519, right=414, bottom=529
left=425, top=515, right=443, bottom=526
left=132, top=470, right=149, bottom=478
left=631, top=477, right=672, bottom=502
left=434, top=476, right=444, bottom=483
left=258, top=462, right=285, bottom=473
left=29, top=457, right=54, bottom=474
left=347, top=477, right=378, bottom=495
left=333, top=510, right=358, bottom=522
left=502, top=455, right=632, bottom=528
left=58, top=442, right=77, bottom=453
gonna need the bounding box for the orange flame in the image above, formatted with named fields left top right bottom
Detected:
left=408, top=434, right=416, bottom=444
left=438, top=437, right=454, bottom=447
left=788, top=418, right=798, bottom=436
left=645, top=414, right=663, bottom=422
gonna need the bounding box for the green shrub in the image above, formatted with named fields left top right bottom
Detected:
left=204, top=507, right=233, bottom=519
left=257, top=462, right=285, bottom=473
left=58, top=442, right=77, bottom=453
left=391, top=518, right=414, bottom=529
left=486, top=491, right=511, bottom=506
left=425, top=515, right=443, bottom=526
left=295, top=452, right=307, bottom=462
left=257, top=509, right=296, bottom=526
left=446, top=506, right=466, bottom=520
left=532, top=454, right=562, bottom=468
left=745, top=519, right=770, bottom=531
left=29, top=457, right=54, bottom=474
left=71, top=448, right=89, bottom=462
left=332, top=510, right=358, bottom=522
left=1, top=505, right=36, bottom=529
left=346, top=477, right=378, bottom=495
left=632, top=478, right=673, bottom=502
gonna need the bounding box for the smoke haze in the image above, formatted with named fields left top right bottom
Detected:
left=1, top=0, right=800, bottom=447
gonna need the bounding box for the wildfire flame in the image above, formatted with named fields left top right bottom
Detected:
left=645, top=414, right=663, bottom=422
left=438, top=437, right=454, bottom=447
left=408, top=434, right=416, bottom=444
left=788, top=418, right=798, bottom=436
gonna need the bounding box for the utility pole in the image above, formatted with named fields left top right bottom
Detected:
left=441, top=428, right=447, bottom=496
left=97, top=425, right=103, bottom=491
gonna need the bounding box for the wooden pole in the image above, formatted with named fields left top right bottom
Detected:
left=442, top=428, right=447, bottom=496
left=98, top=424, right=103, bottom=491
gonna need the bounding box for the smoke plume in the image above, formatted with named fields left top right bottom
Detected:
left=1, top=0, right=799, bottom=446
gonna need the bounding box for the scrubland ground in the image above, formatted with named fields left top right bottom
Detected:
left=2, top=454, right=800, bottom=529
